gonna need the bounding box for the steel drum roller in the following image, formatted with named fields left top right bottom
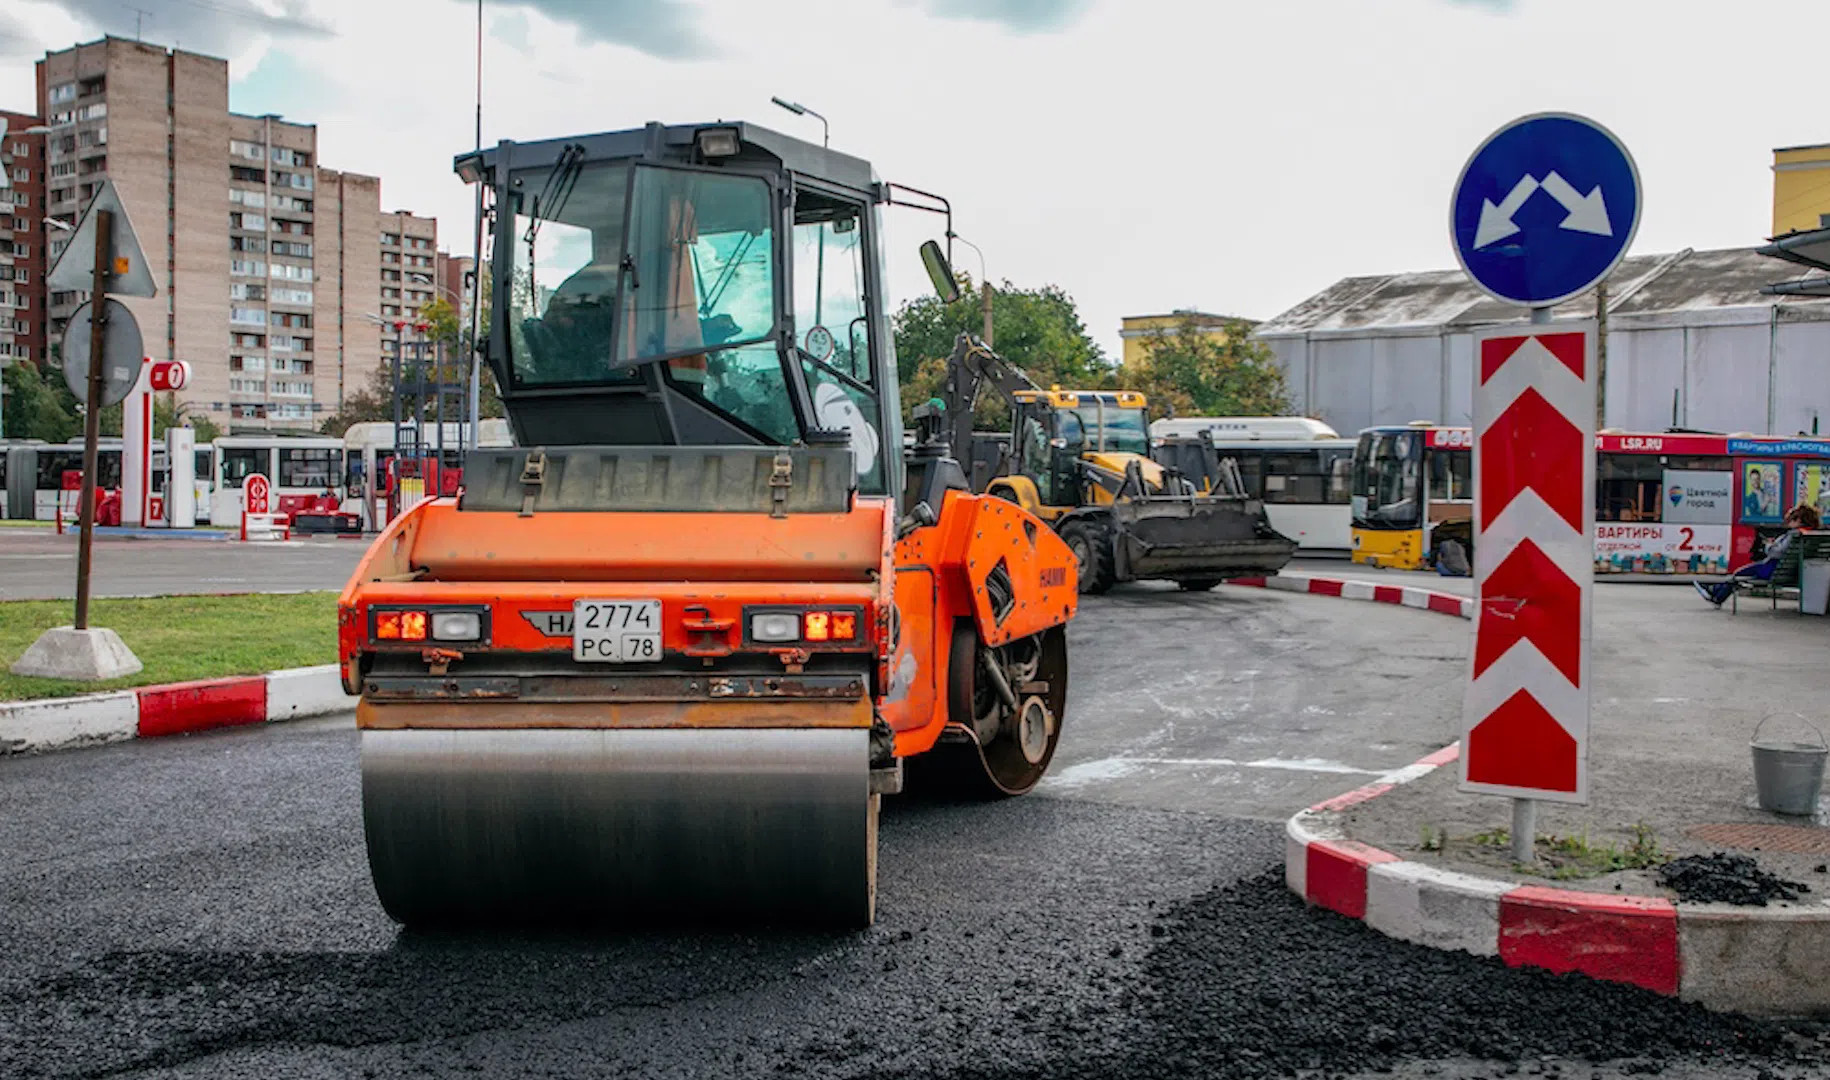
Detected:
left=361, top=727, right=876, bottom=927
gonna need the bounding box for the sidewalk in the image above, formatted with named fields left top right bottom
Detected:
left=1341, top=585, right=1827, bottom=893
left=1291, top=581, right=1830, bottom=1013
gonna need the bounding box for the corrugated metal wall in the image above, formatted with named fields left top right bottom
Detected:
left=1266, top=313, right=1830, bottom=436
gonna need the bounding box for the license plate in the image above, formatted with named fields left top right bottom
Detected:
left=572, top=599, right=662, bottom=663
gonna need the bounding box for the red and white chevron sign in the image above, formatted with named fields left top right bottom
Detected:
left=1460, top=324, right=1595, bottom=803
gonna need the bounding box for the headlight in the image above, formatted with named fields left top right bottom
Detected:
left=750, top=612, right=800, bottom=642
left=431, top=611, right=482, bottom=641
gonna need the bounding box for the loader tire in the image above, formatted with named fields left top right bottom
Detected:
left=1058, top=518, right=1115, bottom=595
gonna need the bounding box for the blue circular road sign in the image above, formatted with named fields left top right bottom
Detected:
left=1451, top=113, right=1641, bottom=307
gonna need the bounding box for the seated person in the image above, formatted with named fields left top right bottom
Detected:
left=1694, top=504, right=1822, bottom=606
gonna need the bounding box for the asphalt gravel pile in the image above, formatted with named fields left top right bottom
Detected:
left=888, top=872, right=1830, bottom=1080
left=1658, top=853, right=1812, bottom=906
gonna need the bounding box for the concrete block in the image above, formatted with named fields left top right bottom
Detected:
left=265, top=664, right=355, bottom=722
left=1265, top=575, right=1310, bottom=593
left=0, top=692, right=140, bottom=754
left=1401, top=587, right=1433, bottom=609
left=10, top=626, right=143, bottom=680
left=1499, top=885, right=1679, bottom=995
left=1678, top=901, right=1830, bottom=1016
left=136, top=677, right=266, bottom=737
left=1340, top=581, right=1376, bottom=601
left=1366, top=861, right=1509, bottom=956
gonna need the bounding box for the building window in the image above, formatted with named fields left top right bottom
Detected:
left=48, top=83, right=76, bottom=105
left=11, top=168, right=26, bottom=183
left=230, top=166, right=266, bottom=184
left=11, top=243, right=25, bottom=258
left=230, top=139, right=265, bottom=160
left=230, top=189, right=267, bottom=208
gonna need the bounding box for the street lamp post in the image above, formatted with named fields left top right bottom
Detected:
left=950, top=232, right=993, bottom=346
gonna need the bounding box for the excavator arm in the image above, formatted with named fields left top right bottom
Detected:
left=938, top=333, right=1044, bottom=465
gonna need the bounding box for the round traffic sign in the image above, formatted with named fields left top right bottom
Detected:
left=61, top=299, right=145, bottom=407
left=1450, top=113, right=1641, bottom=308
left=244, top=473, right=272, bottom=515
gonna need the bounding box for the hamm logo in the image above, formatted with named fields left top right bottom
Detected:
left=1040, top=566, right=1068, bottom=588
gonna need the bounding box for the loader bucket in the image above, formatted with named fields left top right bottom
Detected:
left=1112, top=496, right=1297, bottom=582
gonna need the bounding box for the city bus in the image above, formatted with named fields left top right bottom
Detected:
left=207, top=435, right=346, bottom=525
left=1150, top=417, right=1352, bottom=554
left=1, top=438, right=212, bottom=523
left=1349, top=424, right=1830, bottom=574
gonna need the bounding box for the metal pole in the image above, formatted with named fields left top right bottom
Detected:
left=74, top=209, right=113, bottom=631
left=1510, top=301, right=1555, bottom=867
left=981, top=280, right=994, bottom=347
left=1511, top=796, right=1537, bottom=866
left=466, top=0, right=485, bottom=444
left=1595, top=280, right=1608, bottom=430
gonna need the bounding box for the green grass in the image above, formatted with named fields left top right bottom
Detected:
left=0, top=518, right=54, bottom=528
left=0, top=592, right=338, bottom=700
left=1465, top=822, right=1667, bottom=880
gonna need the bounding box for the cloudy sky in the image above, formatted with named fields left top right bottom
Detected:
left=0, top=0, right=1820, bottom=360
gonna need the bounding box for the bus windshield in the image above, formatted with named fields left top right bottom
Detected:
left=1067, top=405, right=1149, bottom=455
left=1352, top=431, right=1422, bottom=529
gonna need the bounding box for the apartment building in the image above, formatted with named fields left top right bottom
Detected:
left=0, top=110, right=47, bottom=366
left=33, top=37, right=443, bottom=431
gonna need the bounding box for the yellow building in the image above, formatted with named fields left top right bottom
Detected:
left=1771, top=143, right=1830, bottom=236
left=1117, top=310, right=1247, bottom=369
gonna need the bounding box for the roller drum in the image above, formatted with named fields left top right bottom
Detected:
left=361, top=727, right=876, bottom=927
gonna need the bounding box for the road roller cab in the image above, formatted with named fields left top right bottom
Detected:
left=338, top=121, right=1079, bottom=928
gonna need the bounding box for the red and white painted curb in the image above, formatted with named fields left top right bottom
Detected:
left=0, top=664, right=352, bottom=755
left=1225, top=572, right=1476, bottom=620
left=1257, top=571, right=1830, bottom=1015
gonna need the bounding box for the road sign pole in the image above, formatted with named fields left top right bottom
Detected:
left=73, top=208, right=114, bottom=631
left=1502, top=303, right=1556, bottom=867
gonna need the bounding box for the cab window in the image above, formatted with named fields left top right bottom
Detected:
left=795, top=189, right=884, bottom=493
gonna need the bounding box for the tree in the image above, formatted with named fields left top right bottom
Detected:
left=892, top=277, right=1107, bottom=426
left=2, top=362, right=80, bottom=441
left=1118, top=317, right=1290, bottom=418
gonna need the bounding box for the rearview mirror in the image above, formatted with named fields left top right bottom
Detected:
left=920, top=240, right=960, bottom=304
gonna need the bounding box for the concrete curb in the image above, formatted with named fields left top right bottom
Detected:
left=0, top=664, right=352, bottom=755
left=1259, top=571, right=1830, bottom=1015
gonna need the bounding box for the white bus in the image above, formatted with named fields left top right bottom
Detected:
left=342, top=419, right=513, bottom=530
left=208, top=435, right=347, bottom=525
left=1150, top=415, right=1340, bottom=443
left=1150, top=418, right=1353, bottom=555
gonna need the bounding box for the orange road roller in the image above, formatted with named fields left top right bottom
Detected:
left=337, top=121, right=1078, bottom=927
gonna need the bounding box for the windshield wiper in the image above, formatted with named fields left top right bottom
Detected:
left=522, top=143, right=586, bottom=249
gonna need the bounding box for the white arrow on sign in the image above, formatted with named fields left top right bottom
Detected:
left=1474, top=171, right=1613, bottom=250
left=1539, top=171, right=1612, bottom=237
left=1475, top=175, right=1541, bottom=249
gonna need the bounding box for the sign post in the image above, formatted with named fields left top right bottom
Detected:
left=1449, top=113, right=1641, bottom=864
left=11, top=180, right=157, bottom=681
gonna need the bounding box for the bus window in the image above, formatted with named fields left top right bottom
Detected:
left=1260, top=451, right=1332, bottom=503
left=194, top=450, right=212, bottom=478
left=1323, top=448, right=1353, bottom=504
left=1427, top=448, right=1472, bottom=502
left=219, top=447, right=266, bottom=488
left=95, top=450, right=122, bottom=490
left=36, top=450, right=81, bottom=490
left=1354, top=432, right=1422, bottom=528
left=1597, top=453, right=1663, bottom=522
left=279, top=447, right=340, bottom=489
